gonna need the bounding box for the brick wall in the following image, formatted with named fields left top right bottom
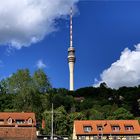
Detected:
left=0, top=127, right=37, bottom=140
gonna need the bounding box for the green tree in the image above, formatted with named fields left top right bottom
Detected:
left=79, top=98, right=94, bottom=111
left=100, top=104, right=118, bottom=119
left=43, top=106, right=68, bottom=135
left=54, top=106, right=68, bottom=135
left=67, top=112, right=86, bottom=136
left=53, top=94, right=74, bottom=112
left=14, top=87, right=42, bottom=116
left=107, top=107, right=134, bottom=120
left=0, top=93, right=15, bottom=111
left=8, top=69, right=31, bottom=93
left=0, top=79, right=9, bottom=94
left=33, top=69, right=52, bottom=93
left=85, top=108, right=104, bottom=120
left=40, top=93, right=49, bottom=111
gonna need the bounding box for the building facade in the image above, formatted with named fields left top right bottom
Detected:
left=0, top=112, right=37, bottom=140
left=73, top=120, right=140, bottom=140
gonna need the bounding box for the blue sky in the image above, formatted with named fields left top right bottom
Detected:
left=1, top=0, right=140, bottom=89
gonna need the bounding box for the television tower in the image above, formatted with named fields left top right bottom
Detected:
left=68, top=7, right=76, bottom=91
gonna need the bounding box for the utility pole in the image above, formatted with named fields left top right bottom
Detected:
left=45, top=103, right=61, bottom=140
left=51, top=104, right=54, bottom=140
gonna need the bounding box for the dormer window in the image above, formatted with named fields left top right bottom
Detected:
left=0, top=119, right=4, bottom=124
left=125, top=125, right=134, bottom=131
left=97, top=125, right=103, bottom=131
left=7, top=118, right=12, bottom=124
left=111, top=125, right=120, bottom=131
left=28, top=118, right=33, bottom=124
left=83, top=126, right=92, bottom=132
left=16, top=119, right=25, bottom=124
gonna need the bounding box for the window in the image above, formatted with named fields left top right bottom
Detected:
left=83, top=126, right=92, bottom=132
left=7, top=118, right=12, bottom=124
left=78, top=136, right=86, bottom=140
left=111, top=126, right=120, bottom=131
left=113, top=136, right=117, bottom=140
left=125, top=125, right=134, bottom=131
left=0, top=119, right=4, bottom=124
left=27, top=118, right=33, bottom=124
left=97, top=125, right=103, bottom=131
left=98, top=133, right=103, bottom=140
left=15, top=119, right=25, bottom=124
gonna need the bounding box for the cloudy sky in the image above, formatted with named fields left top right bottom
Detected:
left=1, top=0, right=140, bottom=89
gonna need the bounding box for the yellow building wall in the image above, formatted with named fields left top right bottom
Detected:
left=73, top=135, right=140, bottom=140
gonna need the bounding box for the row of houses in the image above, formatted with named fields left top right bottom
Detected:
left=0, top=112, right=140, bottom=140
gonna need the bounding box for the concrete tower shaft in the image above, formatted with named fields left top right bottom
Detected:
left=68, top=7, right=76, bottom=91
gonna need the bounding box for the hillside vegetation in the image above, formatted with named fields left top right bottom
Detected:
left=0, top=69, right=140, bottom=136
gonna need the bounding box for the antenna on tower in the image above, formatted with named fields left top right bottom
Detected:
left=70, top=7, right=73, bottom=48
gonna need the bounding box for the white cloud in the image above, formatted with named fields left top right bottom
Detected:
left=94, top=43, right=140, bottom=89
left=0, top=0, right=79, bottom=49
left=36, top=59, right=46, bottom=69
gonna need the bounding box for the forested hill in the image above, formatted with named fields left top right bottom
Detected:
left=0, top=69, right=140, bottom=136
left=73, top=84, right=140, bottom=118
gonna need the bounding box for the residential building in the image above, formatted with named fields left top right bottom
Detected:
left=73, top=120, right=140, bottom=140
left=0, top=112, right=37, bottom=140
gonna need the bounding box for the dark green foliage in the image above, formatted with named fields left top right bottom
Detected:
left=79, top=98, right=94, bottom=111
left=45, top=88, right=74, bottom=112
left=14, top=87, right=43, bottom=115
left=107, top=107, right=134, bottom=120
left=0, top=93, right=15, bottom=111
left=67, top=112, right=86, bottom=135
left=33, top=69, right=52, bottom=93
left=43, top=106, right=68, bottom=135
left=8, top=69, right=32, bottom=94
left=0, top=79, right=9, bottom=94
left=85, top=108, right=104, bottom=120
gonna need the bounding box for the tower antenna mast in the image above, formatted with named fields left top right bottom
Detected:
left=70, top=7, right=73, bottom=48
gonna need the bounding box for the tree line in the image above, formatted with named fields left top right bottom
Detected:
left=0, top=69, right=140, bottom=137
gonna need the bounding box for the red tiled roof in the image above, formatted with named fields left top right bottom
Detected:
left=0, top=112, right=36, bottom=126
left=0, top=112, right=35, bottom=120
left=74, top=120, right=140, bottom=135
